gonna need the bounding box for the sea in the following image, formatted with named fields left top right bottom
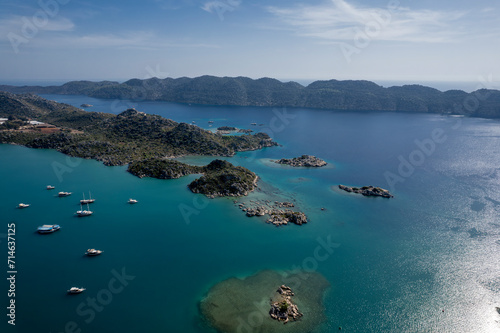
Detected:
left=2, top=94, right=500, bottom=333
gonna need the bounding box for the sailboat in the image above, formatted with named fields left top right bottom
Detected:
left=76, top=202, right=93, bottom=217
left=76, top=193, right=93, bottom=217
left=80, top=191, right=95, bottom=204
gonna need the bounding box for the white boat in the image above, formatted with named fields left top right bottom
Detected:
left=18, top=203, right=30, bottom=208
left=76, top=203, right=93, bottom=217
left=128, top=198, right=138, bottom=204
left=85, top=249, right=103, bottom=256
left=46, top=185, right=55, bottom=190
left=37, top=224, right=60, bottom=234
left=67, top=287, right=86, bottom=294
left=80, top=192, right=95, bottom=204
left=58, top=191, right=72, bottom=197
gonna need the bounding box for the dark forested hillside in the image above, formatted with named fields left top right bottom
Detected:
left=1, top=76, right=499, bottom=118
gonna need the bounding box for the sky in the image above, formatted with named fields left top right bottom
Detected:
left=0, top=0, right=499, bottom=89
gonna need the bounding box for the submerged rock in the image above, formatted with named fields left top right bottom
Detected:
left=199, top=270, right=329, bottom=333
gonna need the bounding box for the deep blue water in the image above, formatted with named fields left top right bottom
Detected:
left=2, top=95, right=500, bottom=333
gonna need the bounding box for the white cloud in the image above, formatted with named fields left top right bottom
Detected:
left=0, top=15, right=74, bottom=35
left=266, top=0, right=467, bottom=43
left=18, top=31, right=220, bottom=51
left=201, top=0, right=241, bottom=14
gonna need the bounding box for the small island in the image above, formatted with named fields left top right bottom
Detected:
left=338, top=184, right=394, bottom=198
left=269, top=285, right=303, bottom=323
left=188, top=160, right=257, bottom=197
left=274, top=155, right=327, bottom=167
left=80, top=103, right=93, bottom=107
left=235, top=200, right=308, bottom=226
left=128, top=158, right=257, bottom=197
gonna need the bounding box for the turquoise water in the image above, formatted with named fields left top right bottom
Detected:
left=2, top=96, right=500, bottom=332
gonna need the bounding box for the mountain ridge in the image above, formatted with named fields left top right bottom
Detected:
left=1, top=76, right=499, bottom=118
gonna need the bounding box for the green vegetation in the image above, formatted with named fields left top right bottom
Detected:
left=187, top=159, right=257, bottom=197
left=0, top=92, right=278, bottom=166
left=279, top=301, right=289, bottom=312
left=128, top=158, right=257, bottom=197
left=128, top=158, right=202, bottom=179
left=217, top=126, right=237, bottom=131
left=2, top=76, right=500, bottom=118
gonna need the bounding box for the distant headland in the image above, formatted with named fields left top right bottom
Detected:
left=1, top=75, right=499, bottom=118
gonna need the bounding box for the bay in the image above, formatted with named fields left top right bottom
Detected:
left=2, top=95, right=500, bottom=332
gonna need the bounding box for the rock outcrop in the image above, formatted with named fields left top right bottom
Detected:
left=269, top=285, right=303, bottom=323
left=275, top=155, right=327, bottom=167
left=338, top=184, right=393, bottom=198
left=237, top=200, right=308, bottom=226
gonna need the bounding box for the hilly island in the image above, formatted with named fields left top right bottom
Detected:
left=0, top=91, right=277, bottom=196
left=1, top=76, right=500, bottom=118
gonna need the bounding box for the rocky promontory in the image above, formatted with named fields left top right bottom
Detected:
left=128, top=158, right=258, bottom=197
left=338, top=184, right=394, bottom=198
left=0, top=93, right=279, bottom=167
left=275, top=155, right=327, bottom=167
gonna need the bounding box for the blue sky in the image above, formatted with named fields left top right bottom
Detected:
left=0, top=0, right=499, bottom=88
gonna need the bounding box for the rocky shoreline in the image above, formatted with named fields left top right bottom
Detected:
left=235, top=200, right=308, bottom=226
left=269, top=285, right=303, bottom=323
left=338, top=184, right=394, bottom=198
left=274, top=155, right=327, bottom=167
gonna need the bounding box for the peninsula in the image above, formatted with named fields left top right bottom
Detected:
left=0, top=92, right=277, bottom=166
